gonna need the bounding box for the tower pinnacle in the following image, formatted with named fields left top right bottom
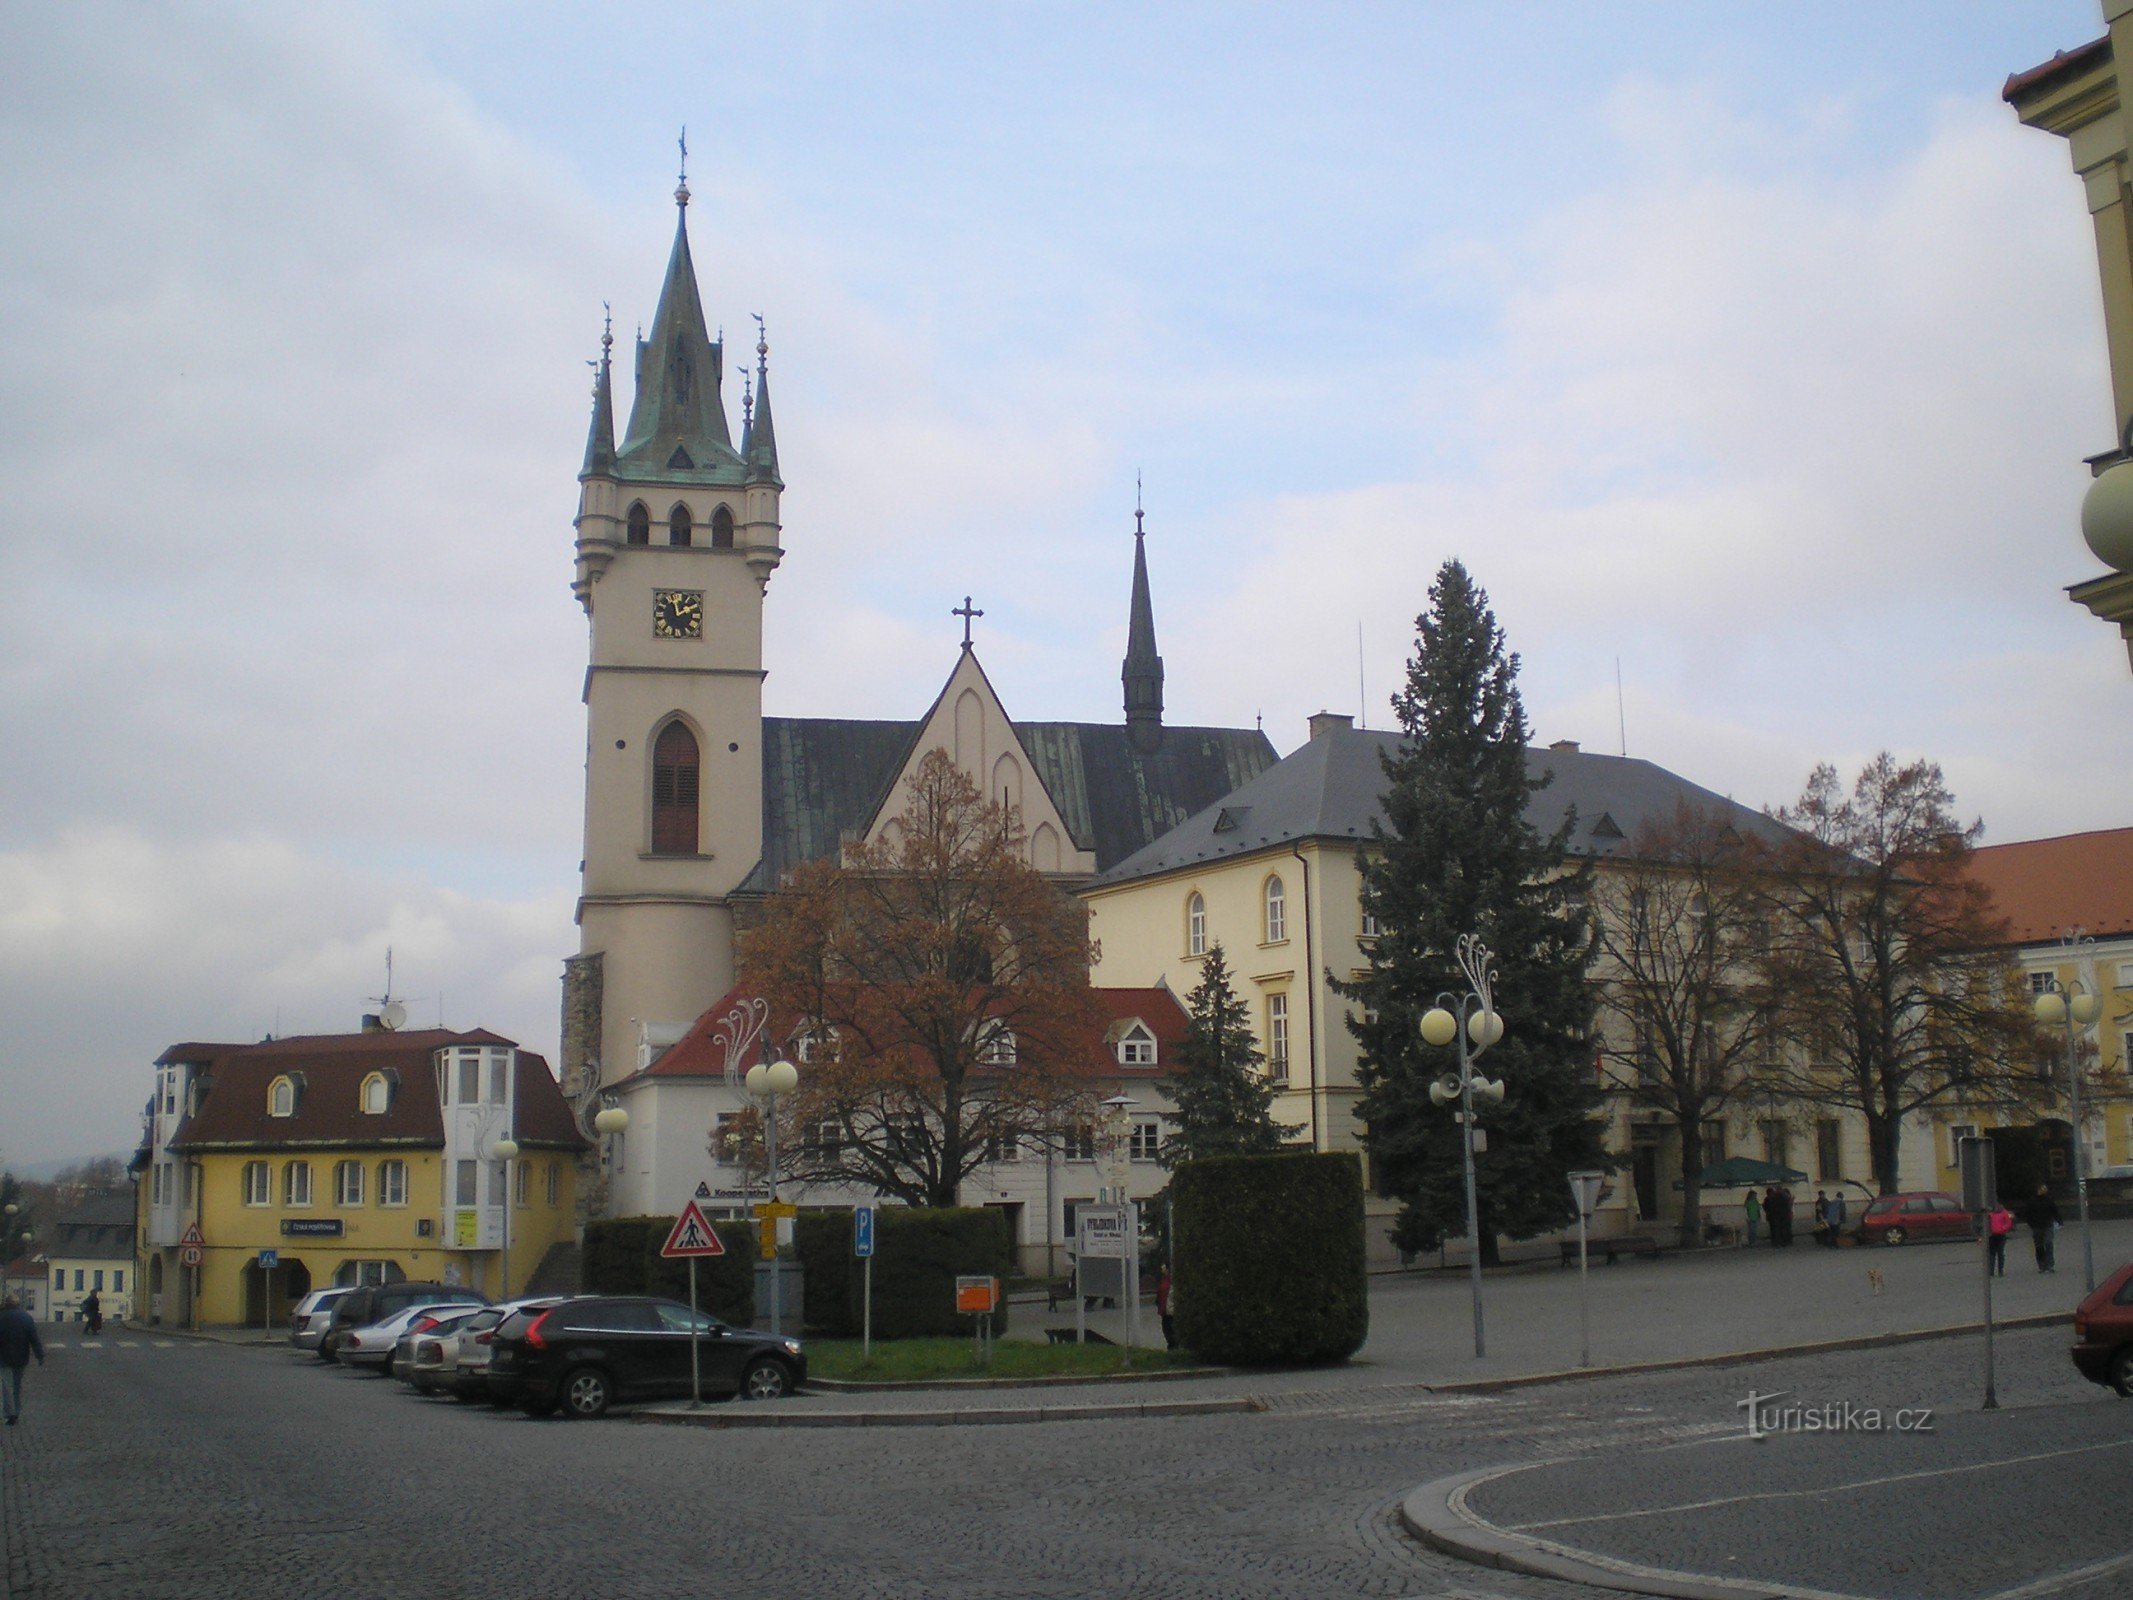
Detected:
left=1123, top=487, right=1165, bottom=753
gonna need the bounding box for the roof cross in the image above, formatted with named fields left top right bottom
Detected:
left=954, top=596, right=984, bottom=649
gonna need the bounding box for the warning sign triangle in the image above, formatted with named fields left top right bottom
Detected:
left=179, top=1223, right=204, bottom=1246
left=659, top=1200, right=726, bottom=1259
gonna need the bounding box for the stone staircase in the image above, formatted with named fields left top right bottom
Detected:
left=522, top=1240, right=581, bottom=1297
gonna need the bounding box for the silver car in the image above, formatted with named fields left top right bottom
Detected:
left=406, top=1296, right=563, bottom=1398
left=342, top=1301, right=482, bottom=1378
left=287, top=1287, right=359, bottom=1353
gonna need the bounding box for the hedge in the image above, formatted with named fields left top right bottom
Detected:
left=1171, top=1151, right=1367, bottom=1365
left=795, top=1206, right=1013, bottom=1339
left=582, top=1215, right=755, bottom=1326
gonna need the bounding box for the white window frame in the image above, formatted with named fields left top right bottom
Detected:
left=335, top=1159, right=364, bottom=1207
left=1267, top=992, right=1290, bottom=1083
left=361, top=1074, right=389, bottom=1115
left=978, top=1024, right=1018, bottom=1067
left=378, top=1159, right=408, bottom=1207
left=268, top=1076, right=294, bottom=1118
left=1949, top=1123, right=1978, bottom=1168
left=284, top=1160, right=312, bottom=1207
left=1130, top=1119, right=1162, bottom=1161
left=1264, top=876, right=1286, bottom=943
left=1187, top=893, right=1206, bottom=957
left=242, top=1161, right=270, bottom=1206
left=1117, top=1024, right=1156, bottom=1067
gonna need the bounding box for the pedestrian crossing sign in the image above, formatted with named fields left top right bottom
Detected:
left=659, top=1200, right=726, bottom=1259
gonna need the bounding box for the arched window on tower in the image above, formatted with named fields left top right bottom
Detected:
left=711, top=505, right=734, bottom=549
left=626, top=502, right=650, bottom=545
left=669, top=504, right=693, bottom=547
left=651, top=721, right=701, bottom=855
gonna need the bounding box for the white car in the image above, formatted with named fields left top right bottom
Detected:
left=406, top=1296, right=564, bottom=1398
left=288, top=1287, right=359, bottom=1353
left=341, top=1301, right=481, bottom=1378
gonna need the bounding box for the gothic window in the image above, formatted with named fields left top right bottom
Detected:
left=626, top=502, right=650, bottom=545
left=711, top=505, right=734, bottom=549
left=651, top=721, right=701, bottom=854
left=1187, top=892, right=1206, bottom=956
left=268, top=1075, right=296, bottom=1117
left=669, top=503, right=692, bottom=547
left=1264, top=875, right=1287, bottom=943
left=360, top=1073, right=390, bottom=1115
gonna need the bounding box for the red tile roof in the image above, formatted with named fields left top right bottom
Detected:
left=2004, top=36, right=2110, bottom=104
left=165, top=1029, right=586, bottom=1153
left=1966, top=829, right=2133, bottom=946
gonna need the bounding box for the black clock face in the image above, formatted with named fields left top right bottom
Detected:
left=653, top=589, right=704, bottom=639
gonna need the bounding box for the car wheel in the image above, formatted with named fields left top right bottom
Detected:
left=561, top=1368, right=612, bottom=1419
left=740, top=1359, right=793, bottom=1401
left=2109, top=1348, right=2133, bottom=1399
left=1881, top=1226, right=1906, bottom=1246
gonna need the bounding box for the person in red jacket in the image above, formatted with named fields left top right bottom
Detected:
left=1987, top=1202, right=2014, bottom=1276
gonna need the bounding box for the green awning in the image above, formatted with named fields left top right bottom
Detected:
left=1698, top=1155, right=1810, bottom=1188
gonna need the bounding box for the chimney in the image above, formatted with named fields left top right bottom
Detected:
left=1308, top=711, right=1354, bottom=741
left=1549, top=739, right=1581, bottom=754
left=361, top=1013, right=385, bottom=1033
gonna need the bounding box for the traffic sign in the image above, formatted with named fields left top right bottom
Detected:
left=659, top=1201, right=727, bottom=1259
left=179, top=1245, right=203, bottom=1268
left=752, top=1201, right=798, bottom=1220
left=758, top=1218, right=778, bottom=1260
left=853, top=1204, right=875, bottom=1259
left=257, top=1249, right=279, bottom=1270
left=179, top=1223, right=204, bottom=1247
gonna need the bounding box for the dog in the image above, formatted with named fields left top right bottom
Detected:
left=1866, top=1266, right=1886, bottom=1296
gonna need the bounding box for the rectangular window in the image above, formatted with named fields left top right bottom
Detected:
left=1701, top=1121, right=1727, bottom=1171
left=457, top=1055, right=480, bottom=1104
left=1948, top=1122, right=1978, bottom=1168
left=1816, top=1119, right=1842, bottom=1181
left=2117, top=962, right=2133, bottom=990
left=379, top=1160, right=407, bottom=1207
left=455, top=1160, right=477, bottom=1207
left=1758, top=1121, right=1789, bottom=1170
left=183, top=1165, right=196, bottom=1206
left=92, top=1270, right=103, bottom=1291
left=284, top=1161, right=312, bottom=1207
left=242, top=1161, right=270, bottom=1206
left=335, top=1160, right=364, bottom=1206
left=113, top=1271, right=124, bottom=1293
left=150, top=1165, right=165, bottom=1206
left=74, top=1270, right=84, bottom=1291
left=489, top=1053, right=508, bottom=1104
left=800, top=1120, right=845, bottom=1159
left=51, top=1269, right=61, bottom=1292
left=1633, top=1016, right=1660, bottom=1088
left=1064, top=1125, right=1096, bottom=1162
left=515, top=1160, right=529, bottom=1207
left=983, top=1130, right=1020, bottom=1163
left=1267, top=993, right=1290, bottom=1084
left=1130, top=1119, right=1161, bottom=1161
left=2030, top=970, right=2055, bottom=996
left=1361, top=906, right=1379, bottom=940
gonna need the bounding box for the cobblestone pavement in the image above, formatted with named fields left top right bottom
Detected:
left=3, top=1319, right=2117, bottom=1599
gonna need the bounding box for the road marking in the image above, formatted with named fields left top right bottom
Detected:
left=1510, top=1435, right=2133, bottom=1531
left=1978, top=1550, right=2133, bottom=1600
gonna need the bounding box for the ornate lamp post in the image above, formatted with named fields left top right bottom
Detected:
left=2033, top=936, right=2104, bottom=1292
left=1422, top=934, right=1506, bottom=1360
left=490, top=1135, right=519, bottom=1301
left=744, top=1054, right=800, bottom=1336
left=592, top=1100, right=630, bottom=1217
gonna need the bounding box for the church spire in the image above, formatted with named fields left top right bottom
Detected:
left=742, top=316, right=782, bottom=486
left=617, top=158, right=734, bottom=474
left=580, top=308, right=616, bottom=478
left=1123, top=483, right=1165, bottom=753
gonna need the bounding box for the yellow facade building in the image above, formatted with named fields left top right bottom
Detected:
left=135, top=1027, right=586, bottom=1327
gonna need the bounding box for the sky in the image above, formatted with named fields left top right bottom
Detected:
left=4, top=2, right=2129, bottom=1165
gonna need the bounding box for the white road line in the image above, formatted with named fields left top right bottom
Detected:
left=1977, top=1550, right=2133, bottom=1600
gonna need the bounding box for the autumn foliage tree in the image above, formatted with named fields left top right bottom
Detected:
left=738, top=749, right=1100, bottom=1207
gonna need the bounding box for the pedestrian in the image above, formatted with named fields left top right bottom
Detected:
left=81, top=1290, right=102, bottom=1336
left=1812, top=1190, right=1833, bottom=1247
left=0, top=1295, right=44, bottom=1426
left=1764, top=1187, right=1784, bottom=1247
left=1743, top=1188, right=1761, bottom=1248
left=2022, top=1184, right=2062, bottom=1273
left=1775, top=1187, right=1796, bottom=1247
left=1156, top=1263, right=1176, bottom=1351
left=1830, top=1191, right=1847, bottom=1241
left=1987, top=1201, right=2014, bottom=1276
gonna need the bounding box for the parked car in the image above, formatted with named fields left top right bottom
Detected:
left=2071, top=1261, right=2133, bottom=1396
left=318, top=1282, right=485, bottom=1361
left=391, top=1304, right=486, bottom=1384
left=1854, top=1192, right=1977, bottom=1246
left=407, top=1297, right=564, bottom=1399
left=485, top=1295, right=805, bottom=1418
left=342, top=1300, right=483, bottom=1377
left=287, top=1287, right=359, bottom=1353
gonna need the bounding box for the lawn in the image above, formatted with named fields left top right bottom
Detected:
left=805, top=1336, right=1206, bottom=1383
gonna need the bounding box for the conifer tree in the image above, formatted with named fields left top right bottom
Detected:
left=1340, top=561, right=1605, bottom=1263
left=1158, top=944, right=1297, bottom=1167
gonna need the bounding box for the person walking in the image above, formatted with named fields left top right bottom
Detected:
left=1987, top=1202, right=2014, bottom=1276
left=0, top=1295, right=45, bottom=1426
left=1156, top=1263, right=1176, bottom=1351
left=1764, top=1187, right=1784, bottom=1247
left=1743, top=1188, right=1762, bottom=1248
left=1776, top=1187, right=1796, bottom=1247
left=1830, top=1191, right=1848, bottom=1242
left=1812, top=1190, right=1833, bottom=1247
left=2022, top=1184, right=2062, bottom=1273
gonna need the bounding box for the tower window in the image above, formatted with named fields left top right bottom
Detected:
left=651, top=721, right=701, bottom=855
left=626, top=502, right=649, bottom=545
left=669, top=504, right=692, bottom=547
left=712, top=505, right=735, bottom=549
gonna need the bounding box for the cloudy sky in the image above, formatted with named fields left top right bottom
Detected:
left=4, top=2, right=2128, bottom=1164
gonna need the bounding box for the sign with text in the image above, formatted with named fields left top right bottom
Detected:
left=281, top=1218, right=344, bottom=1238
left=1076, top=1206, right=1131, bottom=1258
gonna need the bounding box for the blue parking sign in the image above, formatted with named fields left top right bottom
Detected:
left=854, top=1205, right=875, bottom=1258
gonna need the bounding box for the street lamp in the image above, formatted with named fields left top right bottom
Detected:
left=490, top=1135, right=519, bottom=1301
left=16, top=1232, right=31, bottom=1316
left=2, top=1204, right=15, bottom=1307
left=592, top=1100, right=630, bottom=1217
left=1422, top=933, right=1507, bottom=1360
left=2033, top=948, right=2104, bottom=1292
left=744, top=1054, right=799, bottom=1336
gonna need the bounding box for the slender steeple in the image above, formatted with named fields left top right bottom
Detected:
left=617, top=152, right=737, bottom=475
left=1123, top=485, right=1165, bottom=753
left=580, top=308, right=616, bottom=478
left=742, top=317, right=782, bottom=486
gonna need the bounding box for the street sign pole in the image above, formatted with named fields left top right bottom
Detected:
left=1961, top=1136, right=1999, bottom=1411
left=854, top=1205, right=876, bottom=1361
left=1568, top=1171, right=1604, bottom=1371
left=688, top=1256, right=701, bottom=1409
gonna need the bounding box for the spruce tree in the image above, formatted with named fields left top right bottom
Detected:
left=1159, top=944, right=1296, bottom=1167
left=1340, top=561, right=1604, bottom=1263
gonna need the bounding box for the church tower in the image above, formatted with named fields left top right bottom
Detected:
left=566, top=167, right=784, bottom=1097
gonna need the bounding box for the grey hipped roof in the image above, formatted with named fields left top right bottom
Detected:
left=740, top=716, right=1279, bottom=891
left=1087, top=726, right=1798, bottom=888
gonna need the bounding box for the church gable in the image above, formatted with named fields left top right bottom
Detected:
left=857, top=650, right=1095, bottom=876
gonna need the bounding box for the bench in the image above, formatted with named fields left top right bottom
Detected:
left=1559, top=1234, right=1662, bottom=1266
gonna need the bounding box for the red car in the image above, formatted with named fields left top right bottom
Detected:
left=2072, top=1261, right=2133, bottom=1396
left=1854, top=1192, right=1977, bottom=1246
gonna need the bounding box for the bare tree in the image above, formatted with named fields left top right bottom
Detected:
left=1592, top=804, right=1788, bottom=1246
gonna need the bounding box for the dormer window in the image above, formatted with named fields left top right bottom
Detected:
left=268, top=1076, right=296, bottom=1118
left=1117, top=1023, right=1157, bottom=1067
left=360, top=1073, right=391, bottom=1115
left=977, top=1024, right=1018, bottom=1067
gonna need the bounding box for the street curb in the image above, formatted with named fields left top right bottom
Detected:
left=119, top=1322, right=284, bottom=1347
left=807, top=1364, right=1222, bottom=1393
left=1400, top=1464, right=1877, bottom=1600
left=1416, top=1312, right=2068, bottom=1395
left=632, top=1394, right=1266, bottom=1429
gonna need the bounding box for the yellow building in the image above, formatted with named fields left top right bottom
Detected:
left=135, top=1027, right=586, bottom=1327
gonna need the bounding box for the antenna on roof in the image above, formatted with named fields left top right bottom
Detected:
left=368, top=947, right=407, bottom=1032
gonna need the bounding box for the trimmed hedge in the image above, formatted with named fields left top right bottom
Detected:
left=1171, top=1151, right=1368, bottom=1365
left=582, top=1215, right=755, bottom=1326
left=795, top=1206, right=1013, bottom=1339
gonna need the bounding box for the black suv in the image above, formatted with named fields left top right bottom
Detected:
left=486, top=1296, right=805, bottom=1418
left=318, top=1282, right=485, bottom=1361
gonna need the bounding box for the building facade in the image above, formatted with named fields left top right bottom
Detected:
left=47, top=1195, right=135, bottom=1324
